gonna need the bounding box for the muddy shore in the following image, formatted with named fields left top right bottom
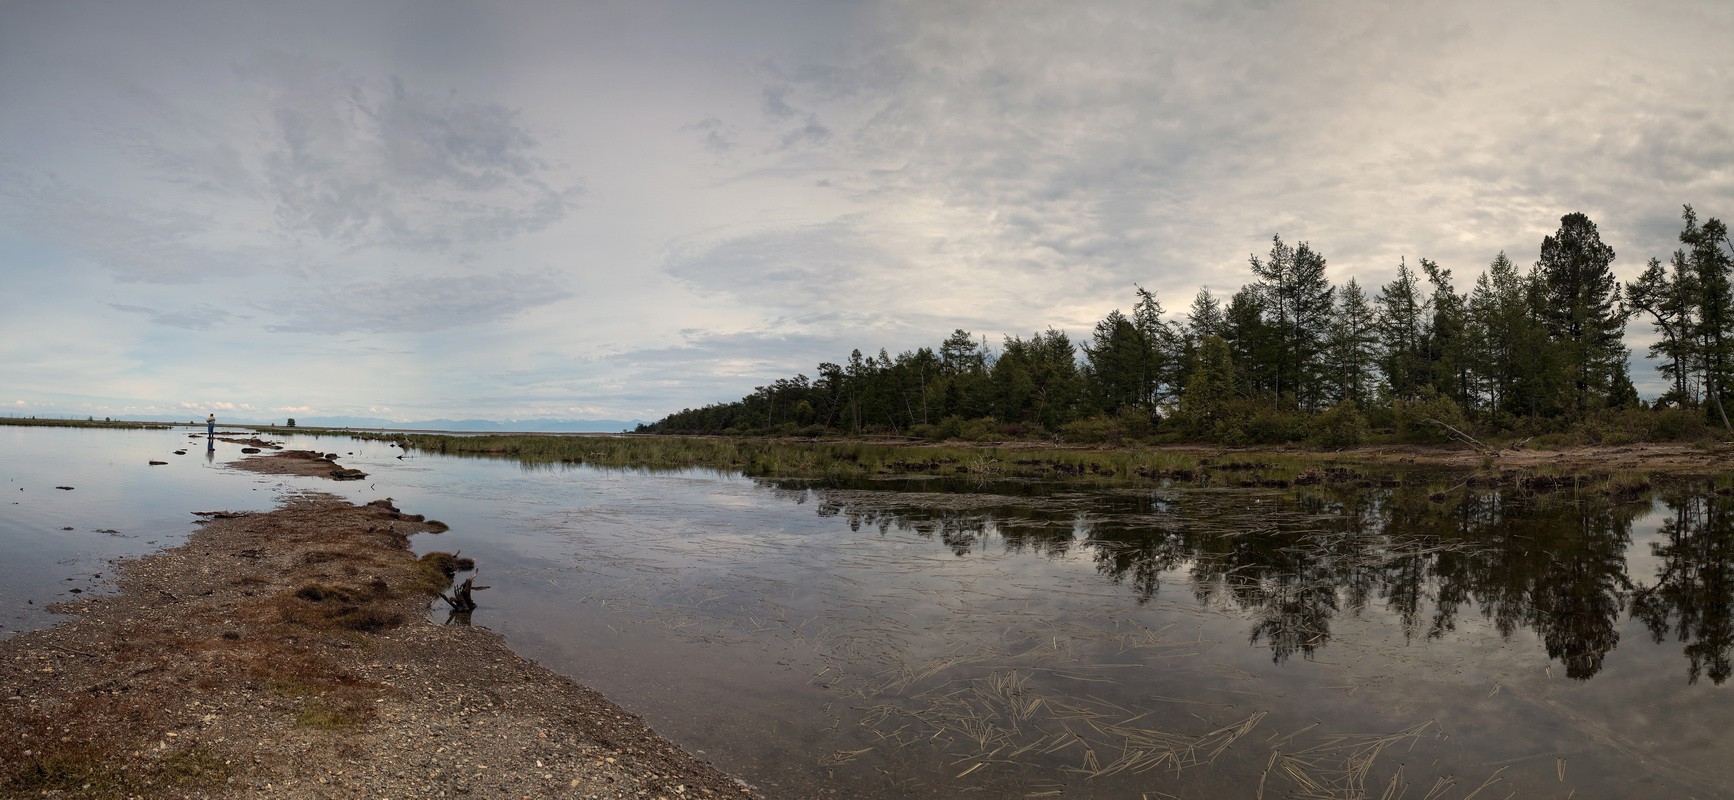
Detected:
left=1, top=452, right=756, bottom=799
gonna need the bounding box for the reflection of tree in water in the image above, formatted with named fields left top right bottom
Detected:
left=778, top=481, right=1655, bottom=680
left=1189, top=524, right=1349, bottom=663
left=1532, top=511, right=1632, bottom=679
left=1631, top=493, right=1734, bottom=684
left=1089, top=530, right=1187, bottom=604
left=1427, top=493, right=1637, bottom=680
left=811, top=492, right=1079, bottom=558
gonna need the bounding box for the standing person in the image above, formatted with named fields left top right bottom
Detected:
left=206, top=413, right=215, bottom=437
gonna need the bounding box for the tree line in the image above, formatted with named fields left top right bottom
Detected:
left=642, top=208, right=1734, bottom=445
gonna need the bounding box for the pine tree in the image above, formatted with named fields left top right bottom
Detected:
left=1465, top=253, right=1544, bottom=417
left=1223, top=286, right=1277, bottom=400
left=1249, top=236, right=1335, bottom=410
left=1176, top=288, right=1225, bottom=388
left=1534, top=212, right=1628, bottom=416
left=1680, top=206, right=1734, bottom=430
left=1177, top=335, right=1237, bottom=435
left=1420, top=259, right=1473, bottom=411
left=1376, top=258, right=1428, bottom=401
left=1324, top=278, right=1378, bottom=404
left=1626, top=252, right=1698, bottom=408
left=1083, top=310, right=1145, bottom=417
left=1132, top=285, right=1180, bottom=413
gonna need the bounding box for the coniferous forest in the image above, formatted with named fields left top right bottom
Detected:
left=641, top=209, right=1734, bottom=447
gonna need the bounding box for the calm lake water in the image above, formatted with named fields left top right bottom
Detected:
left=4, top=425, right=1733, bottom=799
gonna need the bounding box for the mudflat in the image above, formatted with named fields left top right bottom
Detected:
left=1, top=451, right=755, bottom=799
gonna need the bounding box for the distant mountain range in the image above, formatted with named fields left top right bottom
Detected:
left=22, top=413, right=645, bottom=433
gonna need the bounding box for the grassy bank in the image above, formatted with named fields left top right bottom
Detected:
left=256, top=429, right=1734, bottom=513
left=277, top=429, right=1703, bottom=500
left=0, top=417, right=169, bottom=430
left=310, top=430, right=1299, bottom=480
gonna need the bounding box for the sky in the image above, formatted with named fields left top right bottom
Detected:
left=3, top=0, right=1732, bottom=423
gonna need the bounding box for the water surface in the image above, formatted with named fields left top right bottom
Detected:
left=4, top=426, right=1731, bottom=799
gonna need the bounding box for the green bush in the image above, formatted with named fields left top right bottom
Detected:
left=1239, top=405, right=1308, bottom=444
left=1310, top=400, right=1368, bottom=448
left=1060, top=414, right=1127, bottom=445
left=1392, top=388, right=1469, bottom=444
left=958, top=417, right=1001, bottom=441
left=1581, top=406, right=1711, bottom=445
left=909, top=423, right=945, bottom=441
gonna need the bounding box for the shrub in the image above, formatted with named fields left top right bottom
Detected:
left=1060, top=414, right=1127, bottom=445
left=1392, top=388, right=1470, bottom=444
left=908, top=423, right=945, bottom=441
left=1310, top=400, right=1368, bottom=448
left=957, top=417, right=1001, bottom=441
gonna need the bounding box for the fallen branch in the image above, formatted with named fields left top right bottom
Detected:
left=1424, top=417, right=1495, bottom=454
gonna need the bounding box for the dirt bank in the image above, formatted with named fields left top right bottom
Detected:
left=1330, top=440, right=1734, bottom=473
left=0, top=452, right=755, bottom=799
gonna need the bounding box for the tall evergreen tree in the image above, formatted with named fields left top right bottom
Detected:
left=1223, top=286, right=1278, bottom=400
left=1465, top=252, right=1547, bottom=417
left=1420, top=259, right=1473, bottom=410
left=936, top=329, right=992, bottom=419
left=1132, top=285, right=1180, bottom=412
left=993, top=330, right=1079, bottom=428
left=1534, top=212, right=1628, bottom=415
left=1177, top=335, right=1237, bottom=435
left=1680, top=206, right=1734, bottom=430
left=1082, top=310, right=1147, bottom=417
left=1626, top=253, right=1698, bottom=408
left=1324, top=278, right=1378, bottom=404
left=1177, top=288, right=1225, bottom=388
left=1249, top=236, right=1335, bottom=410
left=1375, top=258, right=1428, bottom=401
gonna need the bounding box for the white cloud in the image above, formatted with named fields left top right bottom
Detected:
left=3, top=0, right=1732, bottom=419
left=264, top=270, right=571, bottom=335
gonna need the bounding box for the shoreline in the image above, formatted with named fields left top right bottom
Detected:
left=1, top=452, right=755, bottom=799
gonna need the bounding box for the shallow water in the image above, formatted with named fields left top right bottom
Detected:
left=4, top=426, right=1732, bottom=799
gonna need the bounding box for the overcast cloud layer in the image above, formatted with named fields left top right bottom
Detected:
left=4, top=0, right=1732, bottom=422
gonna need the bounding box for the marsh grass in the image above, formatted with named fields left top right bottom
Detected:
left=314, top=431, right=1434, bottom=490
left=0, top=417, right=168, bottom=430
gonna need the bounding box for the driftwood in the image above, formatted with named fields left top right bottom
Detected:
left=1424, top=417, right=1496, bottom=454
left=439, top=575, right=489, bottom=612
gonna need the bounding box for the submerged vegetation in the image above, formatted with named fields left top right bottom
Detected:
left=643, top=209, right=1734, bottom=448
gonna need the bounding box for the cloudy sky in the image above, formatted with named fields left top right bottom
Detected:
left=3, top=0, right=1732, bottom=422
